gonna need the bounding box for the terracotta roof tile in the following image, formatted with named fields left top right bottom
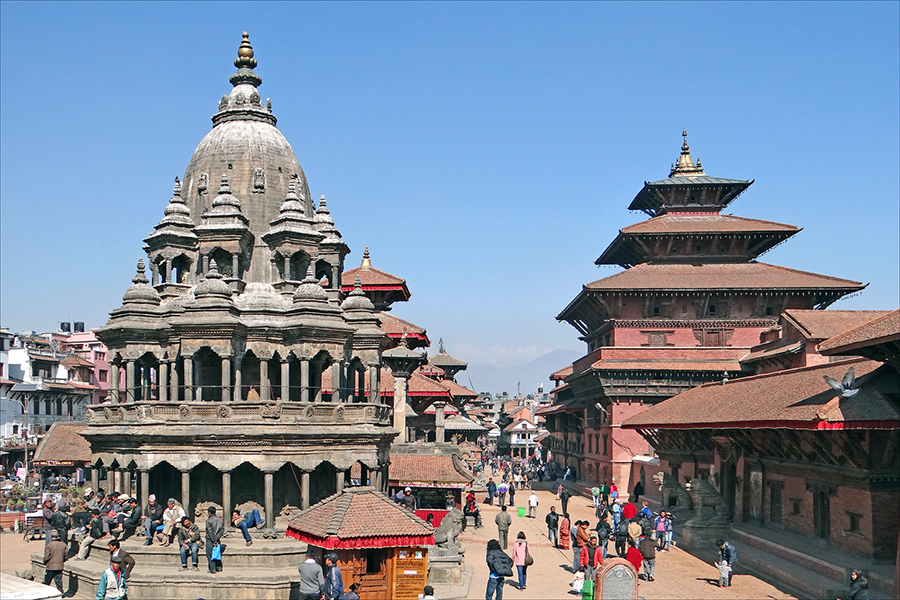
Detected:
left=550, top=366, right=573, bottom=381
left=620, top=214, right=799, bottom=234
left=584, top=262, right=865, bottom=292
left=441, top=379, right=478, bottom=398
left=819, top=310, right=900, bottom=355
left=376, top=312, right=429, bottom=343
left=389, top=454, right=473, bottom=486
left=782, top=309, right=892, bottom=341
left=61, top=355, right=95, bottom=368
left=621, top=358, right=896, bottom=429
left=33, top=422, right=92, bottom=463
left=341, top=266, right=407, bottom=287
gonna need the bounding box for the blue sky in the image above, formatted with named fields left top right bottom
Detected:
left=1, top=2, right=898, bottom=376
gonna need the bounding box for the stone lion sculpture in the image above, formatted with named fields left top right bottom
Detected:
left=653, top=471, right=693, bottom=510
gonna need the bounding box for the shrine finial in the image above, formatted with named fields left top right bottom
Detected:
left=361, top=246, right=372, bottom=270
left=235, top=31, right=257, bottom=70
left=669, top=129, right=705, bottom=178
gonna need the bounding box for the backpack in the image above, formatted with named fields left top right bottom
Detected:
left=49, top=511, right=71, bottom=532
left=616, top=520, right=629, bottom=537
left=640, top=518, right=653, bottom=536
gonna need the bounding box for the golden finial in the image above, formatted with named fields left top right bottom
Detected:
left=234, top=31, right=258, bottom=69
left=360, top=246, right=372, bottom=270
left=669, top=129, right=704, bottom=178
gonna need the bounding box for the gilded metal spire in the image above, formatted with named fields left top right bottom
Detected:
left=360, top=246, right=372, bottom=270
left=234, top=31, right=258, bottom=70
left=669, top=129, right=706, bottom=178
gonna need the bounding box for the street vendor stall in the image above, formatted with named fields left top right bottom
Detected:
left=286, top=486, right=435, bottom=600
left=387, top=453, right=474, bottom=526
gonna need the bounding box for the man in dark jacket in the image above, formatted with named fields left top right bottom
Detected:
left=324, top=552, right=344, bottom=600
left=639, top=534, right=656, bottom=581
left=838, top=569, right=869, bottom=600
left=116, top=497, right=142, bottom=540
left=485, top=539, right=513, bottom=600
left=205, top=506, right=224, bottom=574
left=486, top=479, right=497, bottom=505
left=43, top=530, right=68, bottom=592
left=142, top=494, right=165, bottom=546
left=545, top=506, right=559, bottom=547
left=615, top=518, right=630, bottom=558
left=76, top=509, right=104, bottom=560
left=559, top=488, right=571, bottom=514
left=177, top=516, right=202, bottom=570
left=715, top=539, right=737, bottom=587
left=107, top=539, right=135, bottom=578
left=49, top=501, right=72, bottom=554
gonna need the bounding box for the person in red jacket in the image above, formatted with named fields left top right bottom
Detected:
left=625, top=539, right=643, bottom=574
left=621, top=501, right=637, bottom=521
left=579, top=534, right=604, bottom=581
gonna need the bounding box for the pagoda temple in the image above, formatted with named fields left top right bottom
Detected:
left=546, top=131, right=866, bottom=493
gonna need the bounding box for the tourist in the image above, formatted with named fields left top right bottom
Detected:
left=177, top=516, right=201, bottom=570
left=564, top=466, right=572, bottom=480
left=401, top=487, right=418, bottom=511
left=571, top=566, right=586, bottom=595
left=42, top=498, right=56, bottom=547
left=107, top=539, right=135, bottom=578
left=485, top=539, right=513, bottom=600
left=610, top=499, right=622, bottom=529
left=232, top=507, right=265, bottom=546
left=627, top=517, right=642, bottom=546
left=527, top=490, right=538, bottom=518
left=609, top=481, right=618, bottom=501
left=591, top=485, right=601, bottom=508
left=114, top=496, right=141, bottom=540
left=639, top=531, right=656, bottom=581
left=513, top=473, right=521, bottom=490
left=495, top=505, right=512, bottom=549
left=161, top=498, right=185, bottom=546
left=507, top=484, right=515, bottom=507
left=142, top=494, right=164, bottom=546
left=640, top=500, right=653, bottom=521
left=574, top=521, right=590, bottom=572
left=558, top=486, right=571, bottom=514
left=486, top=478, right=497, bottom=505
left=419, top=583, right=436, bottom=599
left=715, top=538, right=737, bottom=587
left=497, top=481, right=508, bottom=506
left=206, top=506, right=224, bottom=574
left=653, top=511, right=672, bottom=551
left=545, top=506, right=559, bottom=546
left=625, top=540, right=643, bottom=573
left=716, top=556, right=731, bottom=589
left=558, top=512, right=571, bottom=550
left=614, top=517, right=629, bottom=558
left=837, top=569, right=869, bottom=600
left=76, top=509, right=104, bottom=560
left=594, top=519, right=611, bottom=559
left=344, top=582, right=362, bottom=600
left=101, top=493, right=124, bottom=535
left=465, top=494, right=483, bottom=528
left=85, top=488, right=100, bottom=511
left=621, top=500, right=637, bottom=521
left=579, top=533, right=604, bottom=582
left=96, top=556, right=127, bottom=600
left=324, top=552, right=344, bottom=600
left=42, top=530, right=67, bottom=592
left=512, top=531, right=531, bottom=590
left=298, top=549, right=325, bottom=600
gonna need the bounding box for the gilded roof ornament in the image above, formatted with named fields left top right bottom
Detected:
left=361, top=246, right=372, bottom=270
left=229, top=31, right=262, bottom=88
left=669, top=129, right=706, bottom=178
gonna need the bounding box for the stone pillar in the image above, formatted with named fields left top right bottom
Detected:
left=234, top=356, right=242, bottom=401
left=91, top=467, right=100, bottom=494
left=105, top=468, right=115, bottom=495
left=301, top=471, right=311, bottom=510
left=150, top=263, right=159, bottom=286
left=221, top=357, right=231, bottom=403
left=283, top=255, right=291, bottom=280
left=222, top=471, right=231, bottom=521
left=434, top=401, right=446, bottom=444
left=202, top=254, right=209, bottom=275
left=260, top=359, right=269, bottom=402
left=140, top=470, right=150, bottom=513
left=110, top=363, right=120, bottom=403
left=184, top=358, right=193, bottom=402
left=125, top=361, right=135, bottom=403
left=264, top=471, right=274, bottom=530
left=170, top=359, right=179, bottom=402
left=280, top=359, right=290, bottom=402
left=336, top=471, right=345, bottom=493
left=159, top=361, right=169, bottom=403
left=181, top=470, right=191, bottom=516
left=393, top=375, right=409, bottom=443
left=300, top=359, right=310, bottom=403
left=194, top=358, right=203, bottom=403
left=332, top=361, right=342, bottom=402
left=373, top=465, right=383, bottom=492
left=232, top=254, right=239, bottom=279
left=165, top=259, right=172, bottom=284
left=368, top=365, right=378, bottom=403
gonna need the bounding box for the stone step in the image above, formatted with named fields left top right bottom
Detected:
left=735, top=541, right=844, bottom=600
left=730, top=527, right=847, bottom=583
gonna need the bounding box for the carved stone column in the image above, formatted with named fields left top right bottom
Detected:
left=434, top=401, right=447, bottom=444
left=393, top=375, right=409, bottom=442
left=260, top=359, right=269, bottom=402
left=373, top=465, right=383, bottom=492
left=140, top=470, right=150, bottom=513
left=332, top=361, right=343, bottom=402
left=300, top=359, right=310, bottom=403
left=105, top=468, right=115, bottom=495
left=222, top=471, right=231, bottom=523
left=193, top=358, right=202, bottom=402
left=301, top=471, right=311, bottom=510
left=281, top=359, right=290, bottom=402
left=368, top=365, right=378, bottom=403
left=170, top=358, right=179, bottom=402
left=221, top=357, right=231, bottom=403
left=336, top=471, right=345, bottom=493
left=232, top=254, right=239, bottom=279
left=159, top=361, right=169, bottom=403
left=91, top=467, right=100, bottom=494
left=184, top=358, right=194, bottom=402
left=283, top=255, right=291, bottom=281
left=125, top=360, right=135, bottom=403
left=202, top=254, right=209, bottom=275
left=264, top=471, right=275, bottom=533
left=165, top=259, right=172, bottom=284
left=234, top=356, right=242, bottom=401
left=109, top=362, right=120, bottom=403
left=181, top=470, right=191, bottom=517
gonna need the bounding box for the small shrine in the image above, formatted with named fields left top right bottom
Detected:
left=286, top=487, right=435, bottom=600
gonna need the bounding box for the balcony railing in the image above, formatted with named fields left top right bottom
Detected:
left=86, top=400, right=393, bottom=426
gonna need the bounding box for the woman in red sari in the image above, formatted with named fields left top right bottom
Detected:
left=558, top=512, right=571, bottom=550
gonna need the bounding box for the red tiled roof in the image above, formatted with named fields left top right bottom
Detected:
left=584, top=262, right=865, bottom=292
left=286, top=487, right=434, bottom=549
left=33, top=422, right=92, bottom=464
left=389, top=454, right=474, bottom=486
left=819, top=310, right=900, bottom=355
left=61, top=355, right=95, bottom=368
left=621, top=358, right=897, bottom=430
left=503, top=418, right=536, bottom=432
left=377, top=312, right=429, bottom=344
left=341, top=266, right=407, bottom=288
left=550, top=365, right=573, bottom=381
left=620, top=214, right=799, bottom=234
left=782, top=309, right=891, bottom=341
left=442, top=379, right=478, bottom=398
left=741, top=340, right=803, bottom=363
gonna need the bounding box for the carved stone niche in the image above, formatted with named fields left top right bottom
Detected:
left=595, top=558, right=638, bottom=600
left=640, top=330, right=675, bottom=347
left=194, top=501, right=224, bottom=529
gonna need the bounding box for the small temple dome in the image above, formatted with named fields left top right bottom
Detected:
left=194, top=260, right=233, bottom=300
left=341, top=276, right=375, bottom=311
left=123, top=259, right=161, bottom=305
left=293, top=265, right=329, bottom=303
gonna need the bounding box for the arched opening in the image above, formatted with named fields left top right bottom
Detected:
left=290, top=251, right=310, bottom=281
left=348, top=461, right=370, bottom=487
left=171, top=254, right=192, bottom=284
left=310, top=462, right=337, bottom=505
left=208, top=248, right=233, bottom=278
left=274, top=463, right=303, bottom=517
left=288, top=353, right=302, bottom=401
left=135, top=352, right=159, bottom=402
left=195, top=347, right=222, bottom=402
left=231, top=462, right=264, bottom=508
left=241, top=351, right=261, bottom=400
left=347, top=358, right=365, bottom=403
left=315, top=259, right=333, bottom=287
left=269, top=351, right=284, bottom=401
left=310, top=351, right=332, bottom=403
left=189, top=461, right=222, bottom=521
left=149, top=461, right=181, bottom=508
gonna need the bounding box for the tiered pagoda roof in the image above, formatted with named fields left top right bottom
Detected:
left=340, top=247, right=411, bottom=310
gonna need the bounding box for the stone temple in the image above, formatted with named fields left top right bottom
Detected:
left=85, top=32, right=397, bottom=531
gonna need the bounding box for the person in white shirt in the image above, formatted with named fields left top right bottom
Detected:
left=527, top=492, right=539, bottom=518
left=161, top=498, right=185, bottom=547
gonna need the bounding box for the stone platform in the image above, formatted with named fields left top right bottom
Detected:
left=31, top=533, right=309, bottom=599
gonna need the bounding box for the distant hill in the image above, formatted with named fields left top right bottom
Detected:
left=463, top=349, right=583, bottom=396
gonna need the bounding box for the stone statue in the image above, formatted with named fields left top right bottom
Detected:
left=433, top=507, right=464, bottom=548
left=686, top=478, right=728, bottom=525
left=653, top=471, right=693, bottom=511
left=253, top=168, right=266, bottom=193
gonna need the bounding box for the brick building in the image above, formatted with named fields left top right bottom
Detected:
left=544, top=132, right=865, bottom=493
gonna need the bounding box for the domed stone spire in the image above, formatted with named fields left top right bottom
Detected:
left=341, top=275, right=375, bottom=311
left=160, top=177, right=192, bottom=223
left=293, top=264, right=329, bottom=303
left=316, top=195, right=344, bottom=244
left=212, top=31, right=275, bottom=127
left=669, top=129, right=706, bottom=178
left=122, top=259, right=160, bottom=305
left=194, top=259, right=233, bottom=300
